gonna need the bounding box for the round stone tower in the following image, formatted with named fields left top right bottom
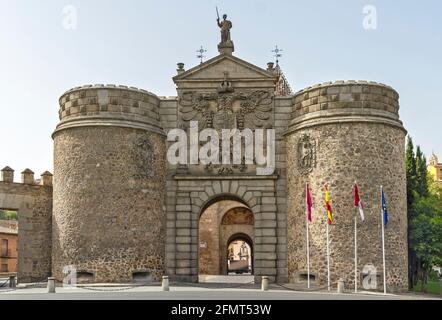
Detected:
left=286, top=81, right=408, bottom=292
left=52, top=84, right=167, bottom=283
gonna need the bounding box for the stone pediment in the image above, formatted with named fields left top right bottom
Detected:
left=173, top=54, right=276, bottom=82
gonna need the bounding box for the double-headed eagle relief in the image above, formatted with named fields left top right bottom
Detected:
left=178, top=88, right=274, bottom=131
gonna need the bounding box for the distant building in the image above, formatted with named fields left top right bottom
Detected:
left=428, top=153, right=442, bottom=186
left=0, top=220, right=18, bottom=274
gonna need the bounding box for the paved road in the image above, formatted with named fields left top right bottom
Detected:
left=0, top=284, right=438, bottom=300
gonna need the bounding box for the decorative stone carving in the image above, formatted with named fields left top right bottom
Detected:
left=297, top=134, right=317, bottom=175
left=133, top=135, right=155, bottom=178
left=205, top=157, right=247, bottom=175
left=179, top=89, right=273, bottom=130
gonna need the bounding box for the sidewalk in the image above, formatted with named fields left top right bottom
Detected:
left=0, top=282, right=439, bottom=300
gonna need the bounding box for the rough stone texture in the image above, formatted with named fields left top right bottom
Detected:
left=0, top=181, right=52, bottom=282
left=53, top=127, right=166, bottom=282
left=286, top=82, right=408, bottom=292
left=52, top=86, right=166, bottom=283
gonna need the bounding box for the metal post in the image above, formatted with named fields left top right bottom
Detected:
left=381, top=186, right=387, bottom=295
left=354, top=213, right=358, bottom=293
left=305, top=182, right=310, bottom=289
left=326, top=222, right=331, bottom=292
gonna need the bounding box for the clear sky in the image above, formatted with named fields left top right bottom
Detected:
left=0, top=0, right=441, bottom=177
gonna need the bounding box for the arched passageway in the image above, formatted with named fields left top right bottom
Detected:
left=198, top=197, right=254, bottom=282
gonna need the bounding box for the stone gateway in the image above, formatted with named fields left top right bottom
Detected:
left=0, top=17, right=408, bottom=292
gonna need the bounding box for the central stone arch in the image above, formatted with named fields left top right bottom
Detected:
left=198, top=196, right=254, bottom=279
left=168, top=177, right=280, bottom=283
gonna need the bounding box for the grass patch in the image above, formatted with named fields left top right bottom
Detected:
left=412, top=280, right=441, bottom=295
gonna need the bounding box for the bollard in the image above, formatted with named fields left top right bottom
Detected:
left=337, top=278, right=345, bottom=293
left=47, top=277, right=56, bottom=293
left=9, top=275, right=16, bottom=288
left=162, top=276, right=169, bottom=291
left=261, top=276, right=269, bottom=291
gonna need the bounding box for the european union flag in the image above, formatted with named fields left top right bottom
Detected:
left=381, top=187, right=389, bottom=226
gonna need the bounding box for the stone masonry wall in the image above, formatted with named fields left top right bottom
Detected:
left=286, top=81, right=408, bottom=292
left=53, top=85, right=167, bottom=283
left=52, top=127, right=166, bottom=282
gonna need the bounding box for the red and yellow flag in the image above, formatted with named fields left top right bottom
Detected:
left=325, top=185, right=333, bottom=225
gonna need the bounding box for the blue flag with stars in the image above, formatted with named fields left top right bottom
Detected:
left=381, top=187, right=389, bottom=226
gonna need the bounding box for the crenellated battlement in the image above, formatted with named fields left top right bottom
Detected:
left=0, top=166, right=53, bottom=187
left=288, top=80, right=403, bottom=133
left=293, top=80, right=398, bottom=96
left=54, top=84, right=164, bottom=136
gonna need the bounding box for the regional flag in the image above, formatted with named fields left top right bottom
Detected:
left=381, top=186, right=389, bottom=226
left=353, top=183, right=365, bottom=221
left=325, top=185, right=333, bottom=225
left=306, top=183, right=313, bottom=223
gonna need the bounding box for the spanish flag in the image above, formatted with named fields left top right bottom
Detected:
left=325, top=185, right=333, bottom=225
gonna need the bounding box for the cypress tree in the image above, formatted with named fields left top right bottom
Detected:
left=405, top=136, right=417, bottom=288
left=415, top=146, right=428, bottom=197
left=405, top=136, right=417, bottom=210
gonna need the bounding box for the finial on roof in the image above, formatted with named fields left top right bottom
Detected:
left=272, top=45, right=283, bottom=66
left=196, top=46, right=207, bottom=64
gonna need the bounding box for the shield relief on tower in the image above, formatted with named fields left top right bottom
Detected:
left=298, top=134, right=317, bottom=175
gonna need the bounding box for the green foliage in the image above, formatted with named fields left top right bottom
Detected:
left=406, top=136, right=442, bottom=293
left=412, top=280, right=440, bottom=295
left=415, top=146, right=428, bottom=198
left=409, top=165, right=442, bottom=292
left=0, top=209, right=18, bottom=220
left=405, top=136, right=417, bottom=208
left=429, top=270, right=440, bottom=281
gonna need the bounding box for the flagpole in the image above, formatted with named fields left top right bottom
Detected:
left=381, top=186, right=387, bottom=295
left=305, top=182, right=310, bottom=289
left=354, top=209, right=358, bottom=293
left=326, top=220, right=330, bottom=292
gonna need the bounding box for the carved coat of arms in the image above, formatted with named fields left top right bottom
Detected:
left=133, top=135, right=155, bottom=178
left=178, top=87, right=273, bottom=130
left=298, top=134, right=317, bottom=175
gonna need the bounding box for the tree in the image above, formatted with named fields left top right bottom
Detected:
left=405, top=136, right=417, bottom=207
left=405, top=136, right=417, bottom=288
left=415, top=146, right=428, bottom=198
left=0, top=209, right=18, bottom=220
left=410, top=182, right=442, bottom=292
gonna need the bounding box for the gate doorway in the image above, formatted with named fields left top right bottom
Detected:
left=198, top=198, right=254, bottom=283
